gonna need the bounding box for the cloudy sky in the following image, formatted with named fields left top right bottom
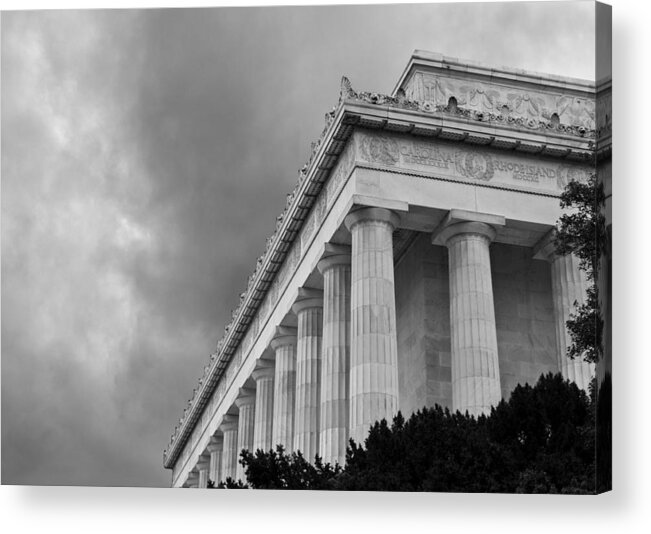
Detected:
left=1, top=2, right=597, bottom=487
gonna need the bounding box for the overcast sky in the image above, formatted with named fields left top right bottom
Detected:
left=1, top=2, right=596, bottom=487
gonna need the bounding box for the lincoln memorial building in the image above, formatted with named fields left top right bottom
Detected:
left=163, top=51, right=610, bottom=488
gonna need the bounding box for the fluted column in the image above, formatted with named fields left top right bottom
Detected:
left=436, top=220, right=501, bottom=417
left=219, top=415, right=238, bottom=482
left=292, top=290, right=324, bottom=461
left=207, top=437, right=223, bottom=485
left=235, top=392, right=256, bottom=481
left=197, top=458, right=210, bottom=489
left=535, top=235, right=595, bottom=390
left=317, top=250, right=351, bottom=466
left=252, top=365, right=275, bottom=452
left=344, top=208, right=400, bottom=444
left=271, top=329, right=297, bottom=450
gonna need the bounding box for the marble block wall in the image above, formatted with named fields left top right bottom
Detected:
left=395, top=234, right=558, bottom=417
left=395, top=234, right=451, bottom=416
left=491, top=243, right=558, bottom=399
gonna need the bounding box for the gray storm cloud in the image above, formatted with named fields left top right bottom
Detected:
left=1, top=3, right=595, bottom=487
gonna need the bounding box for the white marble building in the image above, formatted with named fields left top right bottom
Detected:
left=163, top=51, right=611, bottom=488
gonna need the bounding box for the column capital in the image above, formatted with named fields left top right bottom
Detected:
left=344, top=207, right=401, bottom=232
left=431, top=209, right=505, bottom=246
left=234, top=389, right=256, bottom=409
left=322, top=242, right=351, bottom=257
left=207, top=440, right=223, bottom=454
left=251, top=363, right=275, bottom=382
left=532, top=229, right=559, bottom=263
left=218, top=414, right=238, bottom=433
left=317, top=245, right=351, bottom=274
left=270, top=326, right=297, bottom=350
left=292, top=287, right=324, bottom=315
left=208, top=434, right=223, bottom=446
left=185, top=472, right=199, bottom=487
left=196, top=460, right=210, bottom=471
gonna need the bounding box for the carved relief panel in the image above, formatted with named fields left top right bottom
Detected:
left=355, top=131, right=591, bottom=194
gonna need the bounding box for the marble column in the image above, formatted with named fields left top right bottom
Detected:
left=271, top=328, right=297, bottom=451
left=535, top=235, right=595, bottom=390
left=252, top=365, right=275, bottom=452
left=317, top=249, right=351, bottom=466
left=235, top=391, right=256, bottom=481
left=344, top=208, right=400, bottom=444
left=219, top=414, right=239, bottom=482
left=292, top=289, right=324, bottom=461
left=197, top=458, right=210, bottom=489
left=207, top=437, right=223, bottom=486
left=435, top=219, right=502, bottom=417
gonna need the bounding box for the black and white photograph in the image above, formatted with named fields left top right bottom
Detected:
left=1, top=0, right=643, bottom=530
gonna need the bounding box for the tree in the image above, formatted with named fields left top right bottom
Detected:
left=554, top=173, right=606, bottom=364
left=223, top=374, right=596, bottom=493
left=238, top=446, right=341, bottom=490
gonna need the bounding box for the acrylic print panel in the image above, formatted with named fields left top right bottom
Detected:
left=1, top=1, right=611, bottom=493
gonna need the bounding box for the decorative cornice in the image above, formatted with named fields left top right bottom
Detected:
left=164, top=69, right=598, bottom=469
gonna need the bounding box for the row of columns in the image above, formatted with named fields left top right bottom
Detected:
left=189, top=207, right=593, bottom=487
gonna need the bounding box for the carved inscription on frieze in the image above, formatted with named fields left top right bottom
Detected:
left=356, top=132, right=590, bottom=192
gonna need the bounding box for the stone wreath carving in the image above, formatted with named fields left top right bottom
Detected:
left=454, top=151, right=495, bottom=182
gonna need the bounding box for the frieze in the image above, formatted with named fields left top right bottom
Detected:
left=326, top=141, right=355, bottom=206
left=356, top=131, right=591, bottom=192
left=289, top=242, right=301, bottom=272
left=301, top=211, right=316, bottom=250
left=359, top=134, right=400, bottom=166
left=455, top=151, right=494, bottom=182
left=405, top=71, right=596, bottom=134
left=242, top=328, right=253, bottom=355
left=315, top=193, right=327, bottom=225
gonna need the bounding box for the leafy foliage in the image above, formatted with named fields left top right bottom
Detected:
left=211, top=374, right=596, bottom=493
left=555, top=174, right=605, bottom=279
left=209, top=477, right=248, bottom=489
left=238, top=446, right=342, bottom=490
left=554, top=174, right=606, bottom=364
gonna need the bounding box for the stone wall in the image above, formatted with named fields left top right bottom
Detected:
left=395, top=234, right=558, bottom=417
left=491, top=243, right=558, bottom=399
